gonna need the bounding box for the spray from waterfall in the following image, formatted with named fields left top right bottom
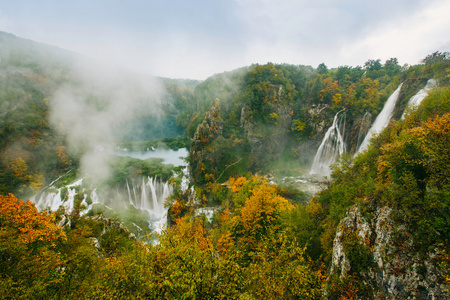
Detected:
left=401, top=79, right=437, bottom=119
left=355, top=83, right=403, bottom=156
left=31, top=178, right=87, bottom=213
left=32, top=176, right=173, bottom=234
left=127, top=176, right=172, bottom=233
left=310, top=110, right=347, bottom=178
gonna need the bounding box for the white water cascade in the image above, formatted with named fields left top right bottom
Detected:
left=31, top=178, right=98, bottom=214
left=126, top=177, right=172, bottom=233
left=355, top=83, right=403, bottom=155
left=401, top=79, right=437, bottom=119
left=310, top=110, right=347, bottom=178
left=31, top=176, right=174, bottom=234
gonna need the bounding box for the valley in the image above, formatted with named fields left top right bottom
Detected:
left=1, top=31, right=449, bottom=299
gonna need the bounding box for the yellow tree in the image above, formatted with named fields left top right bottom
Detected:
left=237, top=181, right=293, bottom=241
left=222, top=177, right=323, bottom=299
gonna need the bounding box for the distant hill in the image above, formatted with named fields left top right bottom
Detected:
left=0, top=31, right=194, bottom=197
left=1, top=31, right=450, bottom=299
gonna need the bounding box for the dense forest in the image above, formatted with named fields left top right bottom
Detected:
left=1, top=31, right=449, bottom=299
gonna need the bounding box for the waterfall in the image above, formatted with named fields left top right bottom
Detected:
left=126, top=180, right=133, bottom=204
left=180, top=167, right=190, bottom=192
left=140, top=177, right=149, bottom=210
left=31, top=176, right=174, bottom=234
left=31, top=178, right=97, bottom=214
left=148, top=178, right=158, bottom=213
left=401, top=79, right=437, bottom=119
left=355, top=83, right=403, bottom=155
left=310, top=110, right=347, bottom=178
left=124, top=176, right=173, bottom=233
left=126, top=176, right=173, bottom=232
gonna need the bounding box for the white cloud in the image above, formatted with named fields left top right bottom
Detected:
left=341, top=0, right=450, bottom=66
left=1, top=0, right=449, bottom=78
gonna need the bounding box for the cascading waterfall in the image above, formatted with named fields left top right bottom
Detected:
left=149, top=178, right=159, bottom=215
left=30, top=149, right=189, bottom=235
left=401, top=79, right=437, bottom=119
left=180, top=167, right=190, bottom=192
left=31, top=176, right=174, bottom=234
left=310, top=110, right=347, bottom=178
left=31, top=178, right=97, bottom=214
left=126, top=176, right=173, bottom=233
left=140, top=177, right=149, bottom=210
left=355, top=83, right=403, bottom=155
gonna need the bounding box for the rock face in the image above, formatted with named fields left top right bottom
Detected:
left=189, top=101, right=225, bottom=182
left=240, top=85, right=293, bottom=167
left=308, top=103, right=329, bottom=135
left=192, top=101, right=223, bottom=146
left=329, top=205, right=449, bottom=299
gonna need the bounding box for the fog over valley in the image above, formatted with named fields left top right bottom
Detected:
left=0, top=2, right=450, bottom=299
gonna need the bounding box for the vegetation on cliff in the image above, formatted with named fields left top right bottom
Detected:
left=1, top=31, right=450, bottom=298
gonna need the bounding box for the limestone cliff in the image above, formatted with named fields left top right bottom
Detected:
left=239, top=84, right=293, bottom=167
left=189, top=101, right=225, bottom=183
left=328, top=205, right=449, bottom=299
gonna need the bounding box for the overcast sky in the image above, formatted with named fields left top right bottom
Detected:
left=1, top=0, right=450, bottom=79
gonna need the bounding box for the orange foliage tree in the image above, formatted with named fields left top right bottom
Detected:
left=0, top=194, right=66, bottom=298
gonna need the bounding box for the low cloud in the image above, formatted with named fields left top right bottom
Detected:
left=2, top=0, right=449, bottom=79
left=341, top=0, right=450, bottom=66
left=49, top=58, right=165, bottom=183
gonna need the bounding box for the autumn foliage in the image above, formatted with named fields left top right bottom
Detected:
left=1, top=45, right=450, bottom=298
left=0, top=194, right=66, bottom=298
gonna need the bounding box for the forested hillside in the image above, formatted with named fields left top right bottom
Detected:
left=0, top=32, right=193, bottom=198
left=1, top=31, right=449, bottom=299
left=183, top=54, right=449, bottom=185
left=0, top=32, right=77, bottom=197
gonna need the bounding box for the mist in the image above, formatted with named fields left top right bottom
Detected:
left=49, top=58, right=166, bottom=184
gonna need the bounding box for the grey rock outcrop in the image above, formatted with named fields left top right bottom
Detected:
left=240, top=85, right=293, bottom=167
left=329, top=205, right=449, bottom=299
